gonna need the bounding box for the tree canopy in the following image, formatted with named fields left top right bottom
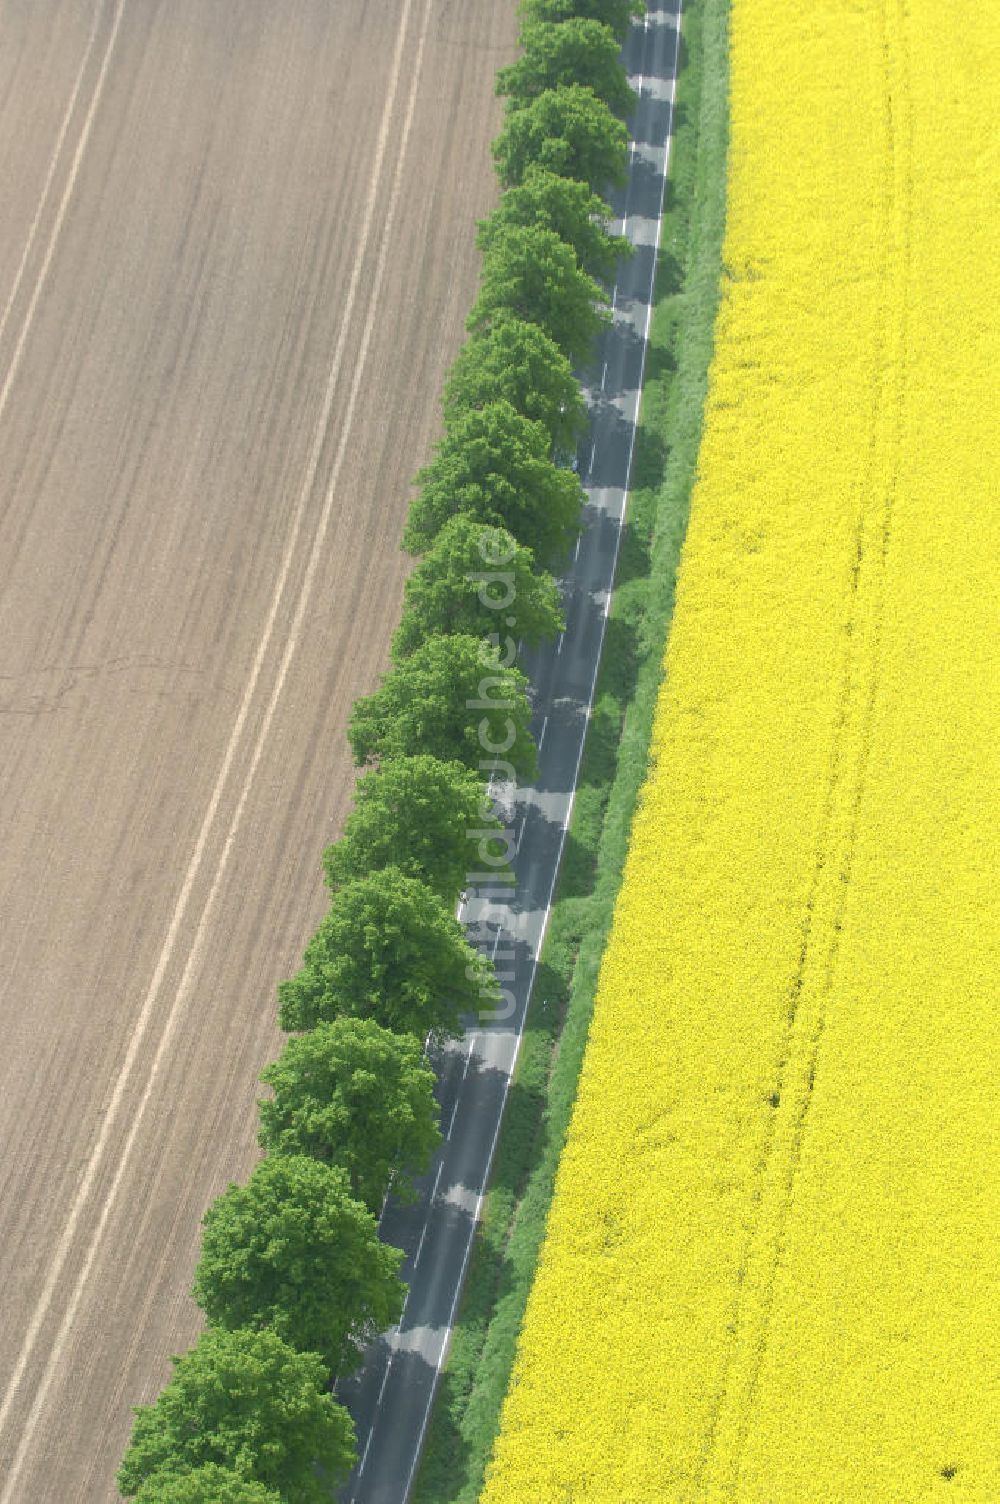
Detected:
left=498, top=19, right=636, bottom=118
left=348, top=634, right=538, bottom=781
left=469, top=222, right=608, bottom=367
left=193, top=1155, right=404, bottom=1374
left=117, top=1328, right=355, bottom=1504
left=477, top=165, right=630, bottom=286
left=259, top=1019, right=441, bottom=1213
left=442, top=312, right=586, bottom=453
left=518, top=0, right=644, bottom=44
left=492, top=83, right=629, bottom=194
left=392, top=517, right=564, bottom=659
left=403, top=403, right=581, bottom=567
left=278, top=866, right=501, bottom=1036
left=134, top=1466, right=283, bottom=1504
left=323, top=754, right=504, bottom=905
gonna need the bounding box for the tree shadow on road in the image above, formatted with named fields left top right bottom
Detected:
left=406, top=1033, right=558, bottom=1504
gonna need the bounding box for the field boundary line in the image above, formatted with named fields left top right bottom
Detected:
left=0, top=0, right=127, bottom=435
left=0, top=0, right=427, bottom=1486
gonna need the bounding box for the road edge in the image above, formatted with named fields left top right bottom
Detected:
left=410, top=1, right=731, bottom=1497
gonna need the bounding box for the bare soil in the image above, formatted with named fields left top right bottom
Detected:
left=0, top=1, right=515, bottom=1496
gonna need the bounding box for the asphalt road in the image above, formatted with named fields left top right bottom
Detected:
left=336, top=5, right=684, bottom=1499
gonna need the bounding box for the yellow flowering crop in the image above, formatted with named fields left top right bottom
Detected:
left=480, top=2, right=1000, bottom=1500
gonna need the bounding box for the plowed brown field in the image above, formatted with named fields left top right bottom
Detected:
left=0, top=1, right=514, bottom=1497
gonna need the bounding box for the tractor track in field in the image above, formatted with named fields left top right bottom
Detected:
left=691, top=4, right=914, bottom=1491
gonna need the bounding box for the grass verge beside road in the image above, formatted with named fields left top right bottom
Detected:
left=412, top=2, right=730, bottom=1498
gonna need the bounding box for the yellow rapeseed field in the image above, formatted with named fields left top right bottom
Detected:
left=480, top=2, right=1000, bottom=1500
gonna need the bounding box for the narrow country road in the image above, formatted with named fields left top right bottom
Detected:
left=337, top=4, right=683, bottom=1498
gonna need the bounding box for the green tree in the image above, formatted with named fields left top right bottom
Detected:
left=403, top=403, right=581, bottom=566
left=392, top=517, right=564, bottom=659
left=259, top=1019, right=441, bottom=1212
left=477, top=165, right=630, bottom=285
left=519, top=0, right=644, bottom=44
left=134, top=1466, right=282, bottom=1504
left=469, top=222, right=608, bottom=366
left=498, top=19, right=635, bottom=118
left=492, top=83, right=629, bottom=192
left=323, top=755, right=504, bottom=905
left=117, top=1328, right=355, bottom=1504
left=278, top=867, right=501, bottom=1036
left=193, top=1156, right=404, bottom=1374
left=442, top=312, right=586, bottom=452
left=348, top=634, right=538, bottom=781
